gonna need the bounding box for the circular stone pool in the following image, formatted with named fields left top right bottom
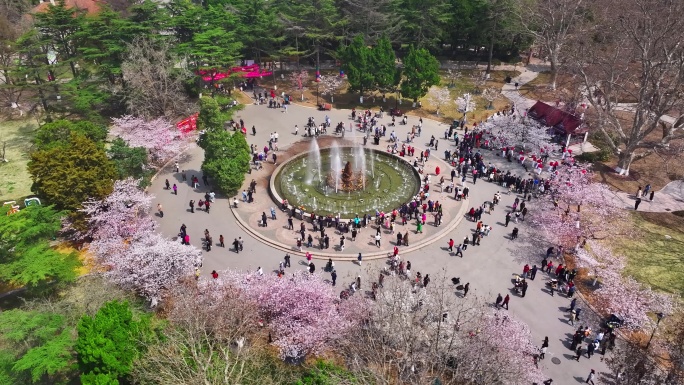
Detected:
left=272, top=146, right=421, bottom=218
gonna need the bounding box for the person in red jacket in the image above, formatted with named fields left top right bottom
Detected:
left=523, top=264, right=530, bottom=279
left=448, top=238, right=455, bottom=252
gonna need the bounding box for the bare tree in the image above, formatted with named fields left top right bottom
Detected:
left=121, top=37, right=193, bottom=120
left=131, top=281, right=286, bottom=385
left=338, top=271, right=545, bottom=384
left=568, top=0, right=684, bottom=175
left=516, top=0, right=587, bottom=89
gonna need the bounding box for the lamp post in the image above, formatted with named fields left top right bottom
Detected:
left=646, top=312, right=665, bottom=349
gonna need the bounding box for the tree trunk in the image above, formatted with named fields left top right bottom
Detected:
left=615, top=151, right=633, bottom=176
left=549, top=51, right=558, bottom=90
left=486, top=38, right=494, bottom=74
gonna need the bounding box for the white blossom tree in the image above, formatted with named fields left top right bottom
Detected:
left=340, top=273, right=546, bottom=384
left=483, top=117, right=560, bottom=155
left=482, top=87, right=501, bottom=109
left=455, top=93, right=475, bottom=123
left=110, top=115, right=185, bottom=166
left=426, top=86, right=451, bottom=116
left=318, top=74, right=345, bottom=103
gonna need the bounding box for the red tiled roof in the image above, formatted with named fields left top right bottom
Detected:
left=528, top=101, right=587, bottom=135
left=31, top=0, right=103, bottom=16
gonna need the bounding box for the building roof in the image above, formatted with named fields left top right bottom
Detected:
left=527, top=101, right=588, bottom=135
left=31, top=0, right=103, bottom=16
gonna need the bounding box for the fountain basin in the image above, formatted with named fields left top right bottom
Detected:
left=271, top=147, right=421, bottom=218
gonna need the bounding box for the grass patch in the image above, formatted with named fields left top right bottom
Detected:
left=609, top=212, right=684, bottom=297
left=0, top=118, right=37, bottom=202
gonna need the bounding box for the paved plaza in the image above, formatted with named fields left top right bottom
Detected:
left=150, top=95, right=613, bottom=384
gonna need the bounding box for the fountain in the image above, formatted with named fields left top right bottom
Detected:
left=272, top=143, right=421, bottom=218
left=306, top=138, right=322, bottom=185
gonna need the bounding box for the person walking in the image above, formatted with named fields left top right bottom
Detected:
left=173, top=184, right=178, bottom=195
left=569, top=310, right=577, bottom=326
left=585, top=369, right=596, bottom=385
left=219, top=235, right=224, bottom=247
left=423, top=274, right=430, bottom=288
left=575, top=345, right=583, bottom=361
left=284, top=253, right=291, bottom=268
left=157, top=203, right=163, bottom=218
left=455, top=244, right=463, bottom=258
left=233, top=238, right=240, bottom=253
left=375, top=233, right=381, bottom=247
left=530, top=265, right=538, bottom=280
left=448, top=238, right=455, bottom=252
left=586, top=341, right=595, bottom=359
left=331, top=270, right=337, bottom=286
left=495, top=293, right=503, bottom=308
left=505, top=212, right=511, bottom=227
left=463, top=282, right=470, bottom=297
left=502, top=294, right=510, bottom=310
left=521, top=280, right=528, bottom=297
left=357, top=253, right=363, bottom=266
left=569, top=298, right=577, bottom=312
left=539, top=345, right=547, bottom=360
left=635, top=197, right=642, bottom=210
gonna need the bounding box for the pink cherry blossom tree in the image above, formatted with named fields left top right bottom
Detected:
left=289, top=70, right=309, bottom=101
left=575, top=240, right=673, bottom=329
left=110, top=115, right=186, bottom=165
left=202, top=270, right=368, bottom=359
left=75, top=177, right=156, bottom=243
left=103, top=232, right=202, bottom=300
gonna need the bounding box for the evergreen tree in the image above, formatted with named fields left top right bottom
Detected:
left=231, top=0, right=284, bottom=64
left=33, top=0, right=85, bottom=79
left=400, top=46, right=441, bottom=103
left=395, top=0, right=451, bottom=50
left=0, top=310, right=76, bottom=383
left=339, top=35, right=375, bottom=95
left=76, top=5, right=136, bottom=84
left=107, top=138, right=152, bottom=187
left=76, top=300, right=148, bottom=383
left=337, top=0, right=403, bottom=45
left=15, top=30, right=55, bottom=118
left=197, top=97, right=250, bottom=195
left=28, top=133, right=117, bottom=211
left=33, top=119, right=107, bottom=150
left=372, top=36, right=401, bottom=95
left=0, top=205, right=79, bottom=291
left=280, top=0, right=343, bottom=67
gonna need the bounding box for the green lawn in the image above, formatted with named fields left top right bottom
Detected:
left=610, top=212, right=684, bottom=297
left=0, top=118, right=37, bottom=202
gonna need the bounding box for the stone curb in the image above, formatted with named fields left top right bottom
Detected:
left=229, top=195, right=468, bottom=261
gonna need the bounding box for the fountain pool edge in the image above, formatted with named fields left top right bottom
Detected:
left=269, top=147, right=422, bottom=219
